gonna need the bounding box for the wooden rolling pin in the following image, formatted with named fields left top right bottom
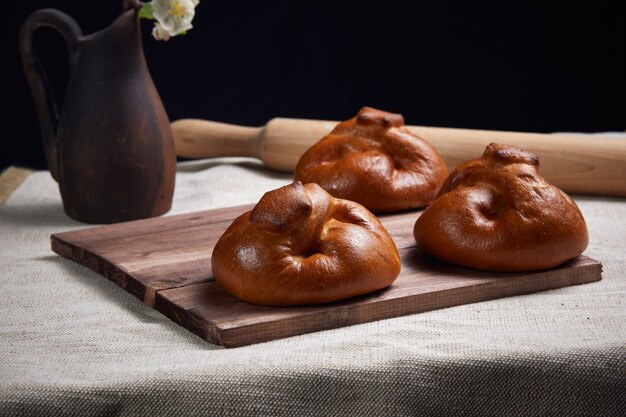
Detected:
left=171, top=118, right=626, bottom=197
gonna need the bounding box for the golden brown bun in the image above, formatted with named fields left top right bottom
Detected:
left=294, top=106, right=448, bottom=212
left=413, top=143, right=589, bottom=272
left=212, top=182, right=401, bottom=306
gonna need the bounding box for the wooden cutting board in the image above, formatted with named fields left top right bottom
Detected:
left=51, top=205, right=602, bottom=348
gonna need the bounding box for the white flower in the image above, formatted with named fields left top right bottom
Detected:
left=151, top=0, right=199, bottom=40
left=151, top=23, right=171, bottom=41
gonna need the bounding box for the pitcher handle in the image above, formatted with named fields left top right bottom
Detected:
left=19, top=9, right=82, bottom=181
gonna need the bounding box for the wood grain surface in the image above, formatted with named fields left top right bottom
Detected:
left=51, top=205, right=602, bottom=347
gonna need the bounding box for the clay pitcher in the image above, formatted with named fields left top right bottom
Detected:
left=20, top=5, right=175, bottom=224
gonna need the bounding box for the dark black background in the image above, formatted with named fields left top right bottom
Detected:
left=4, top=1, right=625, bottom=171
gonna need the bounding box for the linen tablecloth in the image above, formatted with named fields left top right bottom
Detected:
left=0, top=159, right=624, bottom=416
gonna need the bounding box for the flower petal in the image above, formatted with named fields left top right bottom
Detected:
left=151, top=23, right=171, bottom=41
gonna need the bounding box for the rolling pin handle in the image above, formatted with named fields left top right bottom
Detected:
left=171, top=118, right=262, bottom=159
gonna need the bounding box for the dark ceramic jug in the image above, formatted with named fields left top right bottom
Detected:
left=20, top=5, right=175, bottom=224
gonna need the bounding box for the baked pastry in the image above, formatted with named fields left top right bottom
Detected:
left=211, top=181, right=401, bottom=306
left=294, top=106, right=448, bottom=212
left=413, top=143, right=589, bottom=272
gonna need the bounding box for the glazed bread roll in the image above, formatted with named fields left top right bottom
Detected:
left=414, top=143, right=589, bottom=272
left=212, top=181, right=401, bottom=306
left=294, top=106, right=448, bottom=212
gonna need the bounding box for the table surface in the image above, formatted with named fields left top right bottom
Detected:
left=1, top=158, right=624, bottom=416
